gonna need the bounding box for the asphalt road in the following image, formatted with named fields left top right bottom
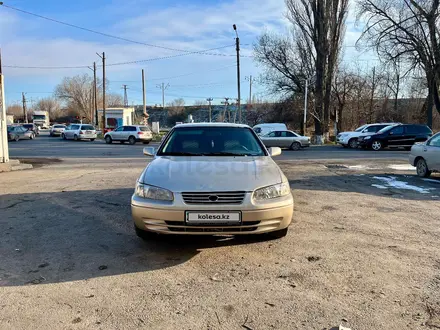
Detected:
left=8, top=130, right=410, bottom=161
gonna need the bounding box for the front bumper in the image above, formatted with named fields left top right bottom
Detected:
left=132, top=193, right=294, bottom=235
left=51, top=130, right=64, bottom=135
left=357, top=138, right=372, bottom=148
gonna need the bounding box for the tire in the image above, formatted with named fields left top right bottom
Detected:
left=268, top=227, right=288, bottom=239
left=416, top=158, right=431, bottom=178
left=128, top=136, right=136, bottom=145
left=90, top=139, right=95, bottom=142
left=62, top=133, right=66, bottom=140
left=348, top=138, right=358, bottom=149
left=29, top=134, right=34, bottom=140
left=105, top=136, right=112, bottom=144
left=342, top=145, right=349, bottom=148
left=73, top=135, right=79, bottom=141
left=143, top=141, right=150, bottom=144
left=371, top=140, right=383, bottom=151
left=14, top=135, right=19, bottom=142
left=50, top=133, right=53, bottom=137
left=135, top=226, right=158, bottom=240
left=290, top=141, right=301, bottom=151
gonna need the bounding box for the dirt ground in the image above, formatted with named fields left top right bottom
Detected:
left=0, top=158, right=439, bottom=330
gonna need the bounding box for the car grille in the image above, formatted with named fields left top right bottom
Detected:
left=182, top=191, right=246, bottom=205
left=165, top=221, right=260, bottom=232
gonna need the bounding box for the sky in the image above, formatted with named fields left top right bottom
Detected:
left=0, top=0, right=377, bottom=107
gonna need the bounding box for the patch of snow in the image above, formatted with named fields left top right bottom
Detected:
left=422, top=178, right=440, bottom=184
left=372, top=184, right=387, bottom=189
left=387, top=164, right=415, bottom=171
left=372, top=176, right=435, bottom=194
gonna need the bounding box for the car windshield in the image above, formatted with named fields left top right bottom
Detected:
left=81, top=125, right=95, bottom=130
left=377, top=125, right=395, bottom=134
left=7, top=126, right=14, bottom=131
left=33, top=115, right=46, bottom=120
left=54, top=125, right=65, bottom=128
left=355, top=125, right=368, bottom=132
left=23, top=124, right=33, bottom=129
left=139, top=126, right=151, bottom=132
left=158, top=126, right=267, bottom=156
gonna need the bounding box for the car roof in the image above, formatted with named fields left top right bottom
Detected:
left=174, top=122, right=251, bottom=128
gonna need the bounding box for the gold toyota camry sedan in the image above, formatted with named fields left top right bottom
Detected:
left=132, top=123, right=293, bottom=238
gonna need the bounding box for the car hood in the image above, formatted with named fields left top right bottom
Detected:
left=338, top=131, right=376, bottom=137
left=141, top=156, right=284, bottom=192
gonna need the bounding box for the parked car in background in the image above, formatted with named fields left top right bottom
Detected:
left=62, top=124, right=97, bottom=141
left=132, top=123, right=293, bottom=239
left=358, top=124, right=433, bottom=151
left=22, top=123, right=40, bottom=136
left=104, top=125, right=153, bottom=145
left=260, top=130, right=311, bottom=151
left=253, top=123, right=287, bottom=136
left=50, top=124, right=66, bottom=136
left=409, top=132, right=440, bottom=177
left=7, top=125, right=35, bottom=141
left=336, top=123, right=397, bottom=148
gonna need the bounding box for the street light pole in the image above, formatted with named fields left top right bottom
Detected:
left=233, top=24, right=241, bottom=124
left=207, top=97, right=213, bottom=122
left=0, top=47, right=9, bottom=163
left=97, top=52, right=106, bottom=133
left=303, top=79, right=308, bottom=136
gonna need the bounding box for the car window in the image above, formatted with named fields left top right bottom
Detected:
left=254, top=127, right=262, bottom=134
left=406, top=125, right=421, bottom=134
left=81, top=125, right=95, bottom=130
left=389, top=126, right=404, bottom=135
left=54, top=125, right=65, bottom=128
left=266, top=132, right=277, bottom=137
left=428, top=133, right=440, bottom=147
left=113, top=127, right=123, bottom=132
left=159, top=127, right=266, bottom=156
left=280, top=131, right=294, bottom=137
left=139, top=126, right=151, bottom=132
left=355, top=125, right=368, bottom=132
left=123, top=126, right=136, bottom=132
left=71, top=125, right=80, bottom=130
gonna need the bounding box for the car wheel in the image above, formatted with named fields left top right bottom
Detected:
left=90, top=139, right=95, bottom=142
left=268, top=227, right=288, bottom=239
left=74, top=134, right=79, bottom=141
left=62, top=133, right=66, bottom=140
left=342, top=145, right=349, bottom=148
left=135, top=226, right=158, bottom=240
left=143, top=141, right=150, bottom=144
left=128, top=136, right=136, bottom=145
left=29, top=133, right=34, bottom=140
left=348, top=138, right=358, bottom=149
left=290, top=141, right=301, bottom=151
left=105, top=136, right=112, bottom=144
left=371, top=140, right=382, bottom=151
left=14, top=135, right=19, bottom=142
left=416, top=158, right=431, bottom=178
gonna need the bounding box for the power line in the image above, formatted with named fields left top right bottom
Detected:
left=3, top=47, right=236, bottom=69
left=0, top=2, right=234, bottom=57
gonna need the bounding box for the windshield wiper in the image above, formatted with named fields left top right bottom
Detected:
left=201, top=152, right=253, bottom=156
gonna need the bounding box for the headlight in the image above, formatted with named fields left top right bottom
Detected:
left=253, top=182, right=290, bottom=201
left=364, top=136, right=371, bottom=140
left=134, top=182, right=174, bottom=201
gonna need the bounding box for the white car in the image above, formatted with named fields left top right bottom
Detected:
left=336, top=123, right=397, bottom=148
left=132, top=123, right=294, bottom=239
left=50, top=124, right=66, bottom=137
left=62, top=124, right=97, bottom=141
left=104, top=125, right=153, bottom=145
left=253, top=123, right=287, bottom=136
left=409, top=132, right=440, bottom=177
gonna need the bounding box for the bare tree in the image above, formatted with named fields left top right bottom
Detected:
left=106, top=94, right=124, bottom=107
left=357, top=0, right=440, bottom=127
left=6, top=104, right=23, bottom=118
left=255, top=0, right=349, bottom=142
left=35, top=97, right=62, bottom=121
left=167, top=98, right=185, bottom=116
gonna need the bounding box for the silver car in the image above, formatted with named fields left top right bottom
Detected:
left=50, top=124, right=66, bottom=137
left=260, top=130, right=311, bottom=151
left=132, top=123, right=294, bottom=239
left=62, top=124, right=97, bottom=141
left=104, top=125, right=153, bottom=145
left=409, top=132, right=440, bottom=177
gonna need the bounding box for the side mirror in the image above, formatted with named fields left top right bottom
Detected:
left=143, top=147, right=156, bottom=157
left=268, top=147, right=282, bottom=157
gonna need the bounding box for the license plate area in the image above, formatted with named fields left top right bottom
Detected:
left=185, top=211, right=242, bottom=226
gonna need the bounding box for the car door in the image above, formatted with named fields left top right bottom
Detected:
left=111, top=126, right=124, bottom=140
left=386, top=125, right=405, bottom=147
left=261, top=131, right=277, bottom=147
left=424, top=133, right=440, bottom=170
left=279, top=131, right=293, bottom=147
left=122, top=126, right=136, bottom=140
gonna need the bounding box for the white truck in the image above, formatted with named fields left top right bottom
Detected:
left=32, top=111, right=50, bottom=129
left=253, top=123, right=287, bottom=136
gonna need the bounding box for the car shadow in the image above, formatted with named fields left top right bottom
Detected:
left=0, top=188, right=267, bottom=287
left=289, top=172, right=440, bottom=201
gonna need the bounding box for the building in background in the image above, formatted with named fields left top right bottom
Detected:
left=97, top=107, right=135, bottom=132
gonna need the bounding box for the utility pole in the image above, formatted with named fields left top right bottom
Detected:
left=22, top=92, right=28, bottom=123
left=369, top=66, right=376, bottom=123
left=97, top=52, right=106, bottom=132
left=156, top=83, right=170, bottom=109
left=142, top=69, right=147, bottom=125
left=245, top=75, right=256, bottom=107
left=93, top=62, right=98, bottom=127
left=233, top=24, right=241, bottom=123
left=206, top=97, right=213, bottom=122
left=0, top=47, right=10, bottom=163
left=221, top=97, right=230, bottom=123
left=303, top=79, right=308, bottom=136
left=122, top=84, right=129, bottom=107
